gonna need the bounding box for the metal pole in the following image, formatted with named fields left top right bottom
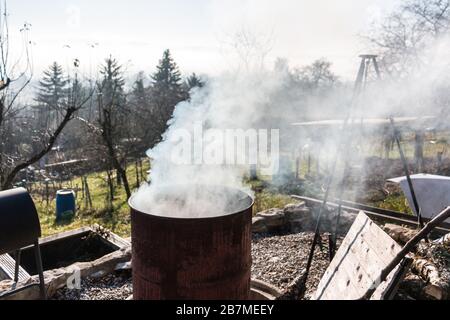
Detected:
left=300, top=116, right=353, bottom=293
left=34, top=240, right=47, bottom=300
left=14, top=250, right=21, bottom=283
left=300, top=55, right=371, bottom=292
left=330, top=56, right=380, bottom=260
left=389, top=117, right=424, bottom=228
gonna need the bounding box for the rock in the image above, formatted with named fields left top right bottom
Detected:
left=115, top=261, right=132, bottom=271
left=256, top=209, right=285, bottom=228
left=335, top=211, right=357, bottom=234
left=256, top=208, right=284, bottom=218
left=384, top=224, right=419, bottom=245
left=282, top=203, right=316, bottom=232
left=289, top=218, right=310, bottom=233
left=252, top=217, right=268, bottom=233
left=325, top=210, right=356, bottom=235
left=91, top=271, right=107, bottom=279
left=284, top=202, right=311, bottom=220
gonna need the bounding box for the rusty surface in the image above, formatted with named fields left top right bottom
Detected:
left=130, top=186, right=253, bottom=300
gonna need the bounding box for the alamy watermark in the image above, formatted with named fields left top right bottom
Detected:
left=66, top=266, right=81, bottom=290
left=169, top=122, right=280, bottom=175
left=66, top=5, right=81, bottom=29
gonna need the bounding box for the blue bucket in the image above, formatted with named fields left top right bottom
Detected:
left=56, top=189, right=76, bottom=221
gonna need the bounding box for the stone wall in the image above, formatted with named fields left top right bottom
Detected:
left=252, top=202, right=357, bottom=235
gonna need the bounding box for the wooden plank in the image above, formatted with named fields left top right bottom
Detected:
left=312, top=212, right=408, bottom=300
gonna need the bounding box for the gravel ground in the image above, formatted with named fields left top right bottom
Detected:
left=54, top=231, right=339, bottom=300
left=252, top=232, right=341, bottom=299
left=53, top=272, right=132, bottom=300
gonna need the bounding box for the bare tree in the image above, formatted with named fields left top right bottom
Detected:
left=367, top=0, right=450, bottom=76
left=0, top=2, right=93, bottom=190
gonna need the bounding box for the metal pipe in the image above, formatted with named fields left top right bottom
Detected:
left=300, top=55, right=374, bottom=293
left=14, top=250, right=21, bottom=283
left=291, top=195, right=450, bottom=235
left=34, top=240, right=46, bottom=300
left=389, top=117, right=424, bottom=228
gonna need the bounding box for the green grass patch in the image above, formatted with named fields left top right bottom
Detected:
left=376, top=194, right=413, bottom=214
left=34, top=160, right=150, bottom=238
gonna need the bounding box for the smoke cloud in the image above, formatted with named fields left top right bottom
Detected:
left=132, top=2, right=450, bottom=217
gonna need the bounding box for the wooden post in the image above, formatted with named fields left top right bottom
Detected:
left=116, top=169, right=122, bottom=186
left=139, top=159, right=144, bottom=181
left=437, top=151, right=443, bottom=174
left=135, top=161, right=140, bottom=188
left=81, top=176, right=85, bottom=200
left=106, top=170, right=114, bottom=203
left=414, top=130, right=424, bottom=173
left=45, top=179, right=50, bottom=207
left=307, top=151, right=311, bottom=176
left=316, top=149, right=320, bottom=176
left=83, top=176, right=92, bottom=209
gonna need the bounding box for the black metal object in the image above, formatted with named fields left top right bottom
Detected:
left=389, top=117, right=425, bottom=228
left=301, top=55, right=384, bottom=295
left=0, top=188, right=41, bottom=253
left=330, top=55, right=382, bottom=258
left=0, top=188, right=46, bottom=300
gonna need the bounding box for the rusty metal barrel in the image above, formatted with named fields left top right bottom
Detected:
left=129, top=185, right=253, bottom=300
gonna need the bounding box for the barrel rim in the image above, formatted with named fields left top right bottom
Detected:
left=129, top=184, right=254, bottom=220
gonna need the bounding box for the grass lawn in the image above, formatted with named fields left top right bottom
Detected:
left=33, top=160, right=152, bottom=237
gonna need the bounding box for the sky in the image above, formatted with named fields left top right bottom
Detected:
left=6, top=0, right=400, bottom=82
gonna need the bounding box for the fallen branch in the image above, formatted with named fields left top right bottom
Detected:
left=360, top=206, right=450, bottom=300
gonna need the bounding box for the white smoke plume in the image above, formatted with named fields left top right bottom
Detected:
left=132, top=67, right=286, bottom=217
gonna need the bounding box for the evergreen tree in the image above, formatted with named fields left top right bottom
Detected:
left=35, top=62, right=68, bottom=128
left=186, top=73, right=204, bottom=90
left=36, top=62, right=68, bottom=108
left=151, top=49, right=183, bottom=92
left=99, top=56, right=126, bottom=108
left=150, top=49, right=187, bottom=132
left=131, top=72, right=147, bottom=108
